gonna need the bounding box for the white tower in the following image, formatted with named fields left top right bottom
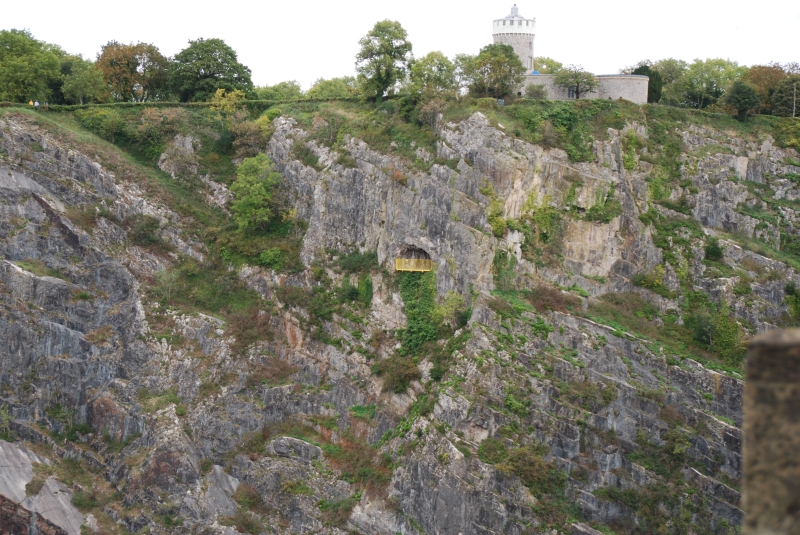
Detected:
left=492, top=4, right=536, bottom=73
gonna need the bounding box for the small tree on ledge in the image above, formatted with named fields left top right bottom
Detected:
left=554, top=65, right=598, bottom=99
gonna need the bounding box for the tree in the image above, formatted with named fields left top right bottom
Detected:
left=306, top=77, right=359, bottom=99
left=670, top=58, right=745, bottom=109
left=632, top=65, right=663, bottom=103
left=355, top=20, right=413, bottom=101
left=652, top=58, right=689, bottom=85
left=723, top=80, right=760, bottom=121
left=254, top=81, right=303, bottom=101
left=61, top=57, right=106, bottom=104
left=466, top=44, right=526, bottom=98
left=230, top=154, right=281, bottom=231
left=533, top=56, right=562, bottom=74
left=772, top=75, right=800, bottom=117
left=96, top=41, right=169, bottom=102
left=454, top=54, right=477, bottom=95
left=524, top=84, right=547, bottom=99
left=169, top=38, right=253, bottom=102
left=554, top=65, right=598, bottom=99
left=0, top=29, right=60, bottom=102
left=408, top=51, right=457, bottom=98
left=743, top=64, right=787, bottom=114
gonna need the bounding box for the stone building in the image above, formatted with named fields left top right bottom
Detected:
left=492, top=4, right=649, bottom=104
left=492, top=4, right=536, bottom=72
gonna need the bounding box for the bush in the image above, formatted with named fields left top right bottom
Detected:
left=375, top=354, right=420, bottom=394
left=337, top=250, right=378, bottom=273
left=527, top=284, right=579, bottom=312
left=478, top=437, right=508, bottom=464
left=704, top=238, right=724, bottom=261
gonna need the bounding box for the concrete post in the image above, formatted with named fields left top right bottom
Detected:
left=743, top=329, right=800, bottom=535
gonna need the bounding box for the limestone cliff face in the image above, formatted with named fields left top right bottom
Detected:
left=1, top=107, right=798, bottom=535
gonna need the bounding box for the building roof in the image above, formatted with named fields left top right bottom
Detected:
left=504, top=4, right=525, bottom=19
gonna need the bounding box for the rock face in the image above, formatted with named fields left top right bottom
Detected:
left=0, top=440, right=82, bottom=535
left=0, top=104, right=798, bottom=535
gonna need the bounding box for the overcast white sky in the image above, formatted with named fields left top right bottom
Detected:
left=4, top=0, right=798, bottom=89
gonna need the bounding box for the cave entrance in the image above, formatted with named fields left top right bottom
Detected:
left=395, top=245, right=432, bottom=272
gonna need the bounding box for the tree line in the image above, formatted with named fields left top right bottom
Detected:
left=0, top=25, right=797, bottom=121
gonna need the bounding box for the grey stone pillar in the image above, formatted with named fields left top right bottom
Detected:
left=743, top=329, right=800, bottom=535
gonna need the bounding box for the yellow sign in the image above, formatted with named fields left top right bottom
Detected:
left=395, top=258, right=433, bottom=272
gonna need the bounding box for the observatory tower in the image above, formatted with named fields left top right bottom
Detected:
left=492, top=4, right=536, bottom=73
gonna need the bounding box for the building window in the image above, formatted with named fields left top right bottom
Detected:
left=526, top=21, right=529, bottom=26
left=503, top=20, right=506, bottom=25
left=568, top=88, right=576, bottom=99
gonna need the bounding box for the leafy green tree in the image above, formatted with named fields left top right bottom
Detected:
left=772, top=75, right=800, bottom=117
left=524, top=84, right=547, bottom=99
left=465, top=44, right=526, bottom=98
left=306, top=76, right=359, bottom=99
left=408, top=51, right=457, bottom=98
left=743, top=64, right=787, bottom=114
left=254, top=81, right=303, bottom=101
left=668, top=58, right=745, bottom=109
left=632, top=65, right=663, bottom=103
left=533, top=56, right=562, bottom=74
left=61, top=57, right=106, bottom=104
left=169, top=38, right=253, bottom=102
left=96, top=41, right=169, bottom=102
left=230, top=154, right=281, bottom=231
left=652, top=58, right=689, bottom=85
left=355, top=20, right=413, bottom=101
left=723, top=80, right=760, bottom=121
left=0, top=29, right=60, bottom=102
left=454, top=54, right=477, bottom=95
left=554, top=65, right=598, bottom=99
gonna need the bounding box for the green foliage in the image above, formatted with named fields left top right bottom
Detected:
left=584, top=185, right=622, bottom=223
left=534, top=56, right=563, bottom=74
left=409, top=52, right=457, bottom=98
left=704, top=238, right=724, bottom=261
left=785, top=282, right=800, bottom=319
left=499, top=444, right=563, bottom=498
left=477, top=437, right=508, bottom=464
left=355, top=20, right=413, bottom=101
left=307, top=77, right=360, bottom=100
left=230, top=154, right=281, bottom=231
left=254, top=80, right=303, bottom=101
left=723, top=80, right=760, bottom=121
left=375, top=353, right=420, bottom=394
left=0, top=29, right=61, bottom=102
left=504, top=392, right=530, bottom=416
left=462, top=44, right=526, bottom=99
left=96, top=41, right=170, bottom=102
left=554, top=65, right=599, bottom=99
left=291, top=141, right=322, bottom=170
left=357, top=274, right=374, bottom=307
left=397, top=270, right=438, bottom=355
left=772, top=75, right=800, bottom=117
left=337, top=250, right=379, bottom=273
left=663, top=58, right=746, bottom=109
left=525, top=84, right=548, bottom=100
left=349, top=404, right=377, bottom=420
left=60, top=57, right=105, bottom=105
left=169, top=38, right=254, bottom=102
left=633, top=65, right=663, bottom=103
left=76, top=108, right=127, bottom=142
left=632, top=265, right=676, bottom=299
left=259, top=248, right=284, bottom=270
left=318, top=491, right=362, bottom=527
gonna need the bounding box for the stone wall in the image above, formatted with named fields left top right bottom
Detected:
left=493, top=33, right=534, bottom=71
left=521, top=74, right=649, bottom=104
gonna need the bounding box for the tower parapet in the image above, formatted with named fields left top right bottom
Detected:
left=492, top=4, right=536, bottom=72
